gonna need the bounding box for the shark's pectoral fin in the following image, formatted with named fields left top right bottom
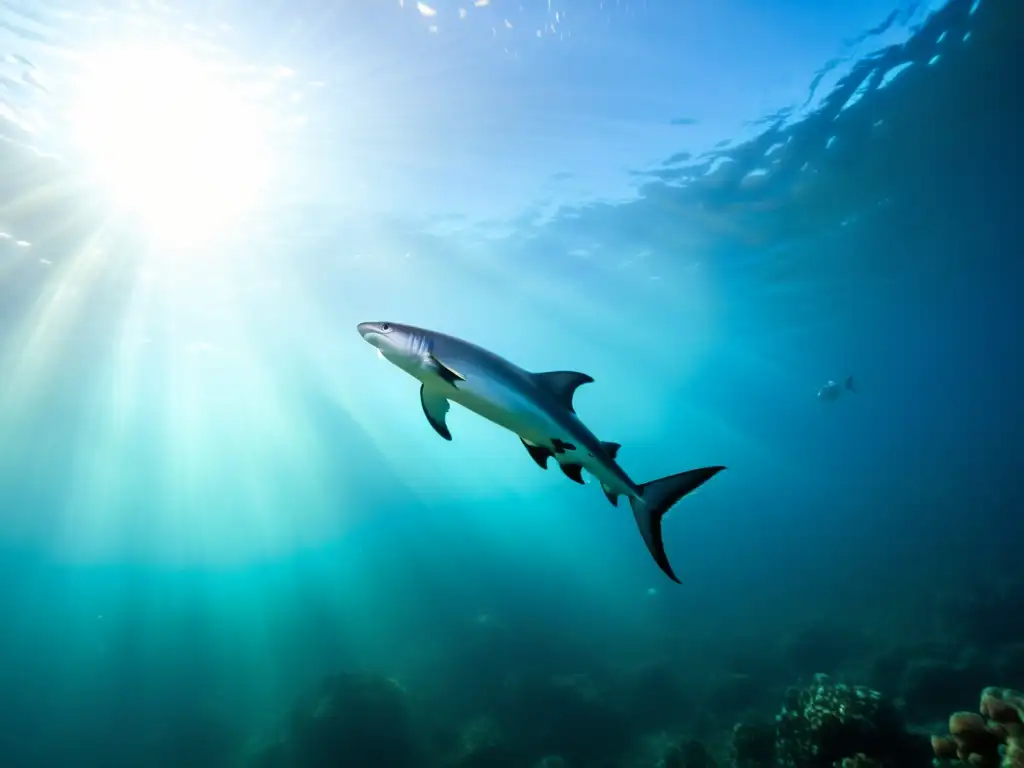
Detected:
left=559, top=462, right=585, bottom=484
left=521, top=439, right=553, bottom=469
left=426, top=354, right=465, bottom=387
left=532, top=370, right=594, bottom=414
left=419, top=385, right=453, bottom=441
left=601, top=441, right=621, bottom=459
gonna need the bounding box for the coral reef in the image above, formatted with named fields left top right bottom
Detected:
left=931, top=686, right=1023, bottom=768
left=731, top=674, right=931, bottom=768
left=238, top=629, right=1024, bottom=768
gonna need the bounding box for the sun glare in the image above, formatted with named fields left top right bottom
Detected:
left=69, top=45, right=275, bottom=245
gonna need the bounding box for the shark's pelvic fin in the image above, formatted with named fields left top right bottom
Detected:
left=559, top=462, right=585, bottom=484
left=419, top=385, right=452, bottom=441
left=601, top=483, right=619, bottom=507
left=533, top=371, right=594, bottom=414
left=598, top=443, right=621, bottom=505
left=521, top=438, right=553, bottom=469
left=628, top=466, right=727, bottom=583
left=427, top=354, right=465, bottom=387
left=601, top=441, right=621, bottom=459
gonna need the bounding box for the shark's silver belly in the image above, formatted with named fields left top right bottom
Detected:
left=426, top=367, right=638, bottom=498
left=432, top=373, right=558, bottom=446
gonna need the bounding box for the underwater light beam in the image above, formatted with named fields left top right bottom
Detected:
left=68, top=44, right=275, bottom=248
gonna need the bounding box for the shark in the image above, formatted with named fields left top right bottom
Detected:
left=818, top=375, right=858, bottom=402
left=357, top=321, right=726, bottom=583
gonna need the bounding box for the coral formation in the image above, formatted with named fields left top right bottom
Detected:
left=731, top=674, right=930, bottom=768
left=241, top=645, right=1021, bottom=768
left=931, top=686, right=1023, bottom=768
left=774, top=675, right=925, bottom=768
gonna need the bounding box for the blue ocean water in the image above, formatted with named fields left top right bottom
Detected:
left=0, top=0, right=1021, bottom=766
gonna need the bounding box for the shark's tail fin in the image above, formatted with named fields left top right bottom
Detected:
left=628, top=466, right=726, bottom=583
left=845, top=375, right=858, bottom=393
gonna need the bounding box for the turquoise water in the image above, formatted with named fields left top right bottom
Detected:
left=0, top=0, right=1021, bottom=766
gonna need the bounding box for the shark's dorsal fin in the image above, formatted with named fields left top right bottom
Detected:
left=533, top=371, right=594, bottom=413
left=601, top=441, right=621, bottom=459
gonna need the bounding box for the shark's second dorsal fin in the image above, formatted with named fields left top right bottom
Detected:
left=533, top=371, right=594, bottom=413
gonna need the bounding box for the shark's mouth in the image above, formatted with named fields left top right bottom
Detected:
left=377, top=349, right=385, bottom=360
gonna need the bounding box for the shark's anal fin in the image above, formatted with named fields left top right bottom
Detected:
left=427, top=354, right=465, bottom=387
left=601, top=441, right=621, bottom=459
left=521, top=439, right=552, bottom=469
left=533, top=371, right=594, bottom=414
left=419, top=385, right=452, bottom=441
left=559, top=463, right=585, bottom=484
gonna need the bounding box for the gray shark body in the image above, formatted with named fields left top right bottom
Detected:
left=357, top=321, right=725, bottom=583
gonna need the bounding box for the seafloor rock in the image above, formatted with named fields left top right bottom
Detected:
left=622, top=732, right=718, bottom=768
left=443, top=716, right=519, bottom=768
left=628, top=661, right=697, bottom=733
left=503, top=671, right=633, bottom=766
left=867, top=641, right=959, bottom=693
left=532, top=756, right=570, bottom=768
left=660, top=738, right=718, bottom=768
left=931, top=686, right=1024, bottom=768
left=836, top=755, right=882, bottom=768
left=246, top=671, right=424, bottom=768
left=730, top=721, right=776, bottom=768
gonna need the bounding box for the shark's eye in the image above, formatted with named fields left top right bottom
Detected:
left=380, top=323, right=391, bottom=332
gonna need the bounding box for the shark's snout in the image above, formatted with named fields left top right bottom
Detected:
left=358, top=321, right=401, bottom=352
left=357, top=322, right=376, bottom=341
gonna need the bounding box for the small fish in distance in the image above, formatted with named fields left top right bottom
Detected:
left=818, top=375, right=858, bottom=402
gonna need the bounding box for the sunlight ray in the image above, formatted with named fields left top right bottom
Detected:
left=0, top=226, right=115, bottom=426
